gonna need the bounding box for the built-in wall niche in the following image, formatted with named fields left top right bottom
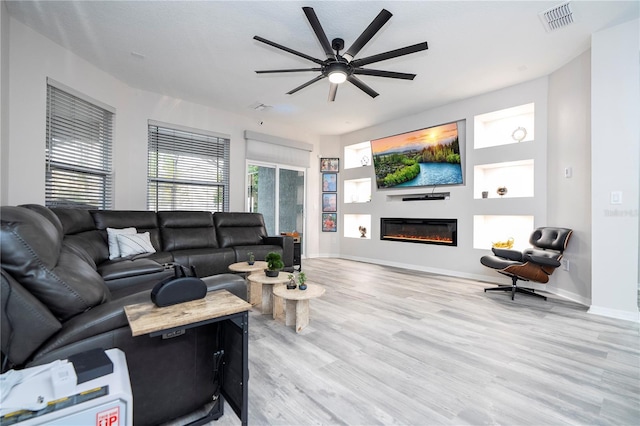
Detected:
left=344, top=178, right=371, bottom=203
left=474, top=103, right=534, bottom=149
left=344, top=214, right=371, bottom=239
left=473, top=215, right=534, bottom=251
left=344, top=141, right=372, bottom=169
left=474, top=160, right=534, bottom=199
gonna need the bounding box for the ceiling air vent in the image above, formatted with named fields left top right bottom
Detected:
left=539, top=2, right=574, bottom=32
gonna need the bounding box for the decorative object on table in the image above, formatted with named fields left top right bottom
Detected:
left=265, top=252, right=284, bottom=277
left=287, top=274, right=297, bottom=290
left=247, top=252, right=255, bottom=265
left=322, top=193, right=337, bottom=212
left=322, top=213, right=337, bottom=232
left=322, top=173, right=337, bottom=192
left=497, top=186, right=508, bottom=197
left=492, top=237, right=514, bottom=249
left=359, top=226, right=367, bottom=238
left=297, top=272, right=307, bottom=290
left=511, top=126, right=527, bottom=142
left=482, top=191, right=489, bottom=198
left=320, top=157, right=339, bottom=172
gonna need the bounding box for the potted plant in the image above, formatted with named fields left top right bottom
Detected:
left=265, top=251, right=284, bottom=277
left=247, top=252, right=255, bottom=265
left=287, top=273, right=297, bottom=290
left=297, top=271, right=307, bottom=290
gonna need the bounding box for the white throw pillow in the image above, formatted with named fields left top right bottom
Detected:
left=116, top=232, right=156, bottom=257
left=107, top=227, right=137, bottom=259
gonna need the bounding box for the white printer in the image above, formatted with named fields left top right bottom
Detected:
left=0, top=348, right=132, bottom=425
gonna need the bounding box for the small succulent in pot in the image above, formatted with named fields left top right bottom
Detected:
left=247, top=252, right=255, bottom=265
left=265, top=252, right=284, bottom=277
left=298, top=272, right=307, bottom=290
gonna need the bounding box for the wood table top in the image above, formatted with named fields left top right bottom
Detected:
left=124, top=289, right=251, bottom=336
left=228, top=261, right=268, bottom=273
left=272, top=283, right=325, bottom=301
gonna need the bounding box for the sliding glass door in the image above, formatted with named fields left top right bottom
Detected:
left=247, top=163, right=305, bottom=247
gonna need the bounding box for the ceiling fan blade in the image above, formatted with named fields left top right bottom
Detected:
left=353, top=69, right=416, bottom=80
left=254, top=35, right=325, bottom=65
left=286, top=74, right=326, bottom=95
left=302, top=7, right=335, bottom=60
left=347, top=75, right=379, bottom=98
left=343, top=9, right=393, bottom=62
left=328, top=83, right=338, bottom=102
left=351, top=42, right=428, bottom=67
left=256, top=68, right=322, bottom=74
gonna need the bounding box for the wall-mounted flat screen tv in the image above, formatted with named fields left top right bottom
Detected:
left=371, top=121, right=464, bottom=189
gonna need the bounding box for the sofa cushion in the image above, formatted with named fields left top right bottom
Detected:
left=1, top=269, right=62, bottom=366
left=213, top=212, right=268, bottom=248
left=158, top=211, right=218, bottom=251
left=117, top=232, right=156, bottom=257
left=0, top=207, right=110, bottom=321
left=91, top=211, right=162, bottom=251
left=51, top=208, right=96, bottom=235
left=107, top=227, right=137, bottom=259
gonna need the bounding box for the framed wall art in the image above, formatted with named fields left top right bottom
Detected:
left=322, top=213, right=337, bottom=232
left=322, top=193, right=337, bottom=212
left=320, top=158, right=339, bottom=172
left=322, top=173, right=337, bottom=192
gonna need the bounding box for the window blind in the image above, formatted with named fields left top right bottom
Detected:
left=45, top=81, right=114, bottom=209
left=148, top=123, right=230, bottom=212
left=244, top=130, right=312, bottom=168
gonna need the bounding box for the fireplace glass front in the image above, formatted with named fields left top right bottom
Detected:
left=380, top=218, right=457, bottom=246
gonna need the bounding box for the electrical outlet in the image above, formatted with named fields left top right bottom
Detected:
left=562, top=259, right=570, bottom=271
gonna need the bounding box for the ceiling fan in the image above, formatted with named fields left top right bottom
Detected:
left=253, top=7, right=428, bottom=101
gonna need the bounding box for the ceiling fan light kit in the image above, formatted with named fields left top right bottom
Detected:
left=254, top=7, right=428, bottom=101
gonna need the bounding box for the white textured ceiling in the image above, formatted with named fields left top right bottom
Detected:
left=6, top=1, right=639, bottom=135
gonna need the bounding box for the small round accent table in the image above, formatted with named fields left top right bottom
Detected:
left=272, top=283, right=325, bottom=333
left=246, top=273, right=290, bottom=314
left=228, top=261, right=268, bottom=305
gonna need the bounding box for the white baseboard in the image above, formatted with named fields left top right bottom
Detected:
left=587, top=305, right=640, bottom=323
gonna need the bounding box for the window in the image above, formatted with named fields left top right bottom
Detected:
left=45, top=79, right=114, bottom=209
left=148, top=122, right=230, bottom=212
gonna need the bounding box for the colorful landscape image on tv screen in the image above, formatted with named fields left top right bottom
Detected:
left=371, top=121, right=463, bottom=189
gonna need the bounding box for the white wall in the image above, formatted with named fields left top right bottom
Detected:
left=338, top=77, right=549, bottom=283
left=1, top=1, right=9, bottom=205
left=547, top=50, right=592, bottom=305
left=589, top=19, right=640, bottom=322
left=5, top=16, right=324, bottom=255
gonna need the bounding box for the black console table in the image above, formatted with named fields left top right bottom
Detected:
left=125, top=290, right=250, bottom=425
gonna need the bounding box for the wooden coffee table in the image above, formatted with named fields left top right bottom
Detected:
left=272, top=283, right=325, bottom=333
left=246, top=273, right=290, bottom=315
left=228, top=261, right=268, bottom=305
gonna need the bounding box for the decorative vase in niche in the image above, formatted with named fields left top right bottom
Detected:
left=482, top=191, right=489, bottom=199
left=359, top=226, right=367, bottom=238
left=497, top=186, right=508, bottom=197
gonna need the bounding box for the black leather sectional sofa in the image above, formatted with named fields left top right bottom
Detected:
left=0, top=204, right=293, bottom=425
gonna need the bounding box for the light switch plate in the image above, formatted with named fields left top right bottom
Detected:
left=610, top=191, right=622, bottom=204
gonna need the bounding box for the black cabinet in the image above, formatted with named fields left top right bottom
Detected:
left=293, top=241, right=301, bottom=271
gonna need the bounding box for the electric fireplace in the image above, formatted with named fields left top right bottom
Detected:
left=380, top=218, right=457, bottom=246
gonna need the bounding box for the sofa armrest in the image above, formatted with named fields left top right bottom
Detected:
left=491, top=247, right=523, bottom=261
left=34, top=290, right=152, bottom=358
left=263, top=235, right=294, bottom=267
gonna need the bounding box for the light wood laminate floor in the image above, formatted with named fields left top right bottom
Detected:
left=168, top=258, right=639, bottom=425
